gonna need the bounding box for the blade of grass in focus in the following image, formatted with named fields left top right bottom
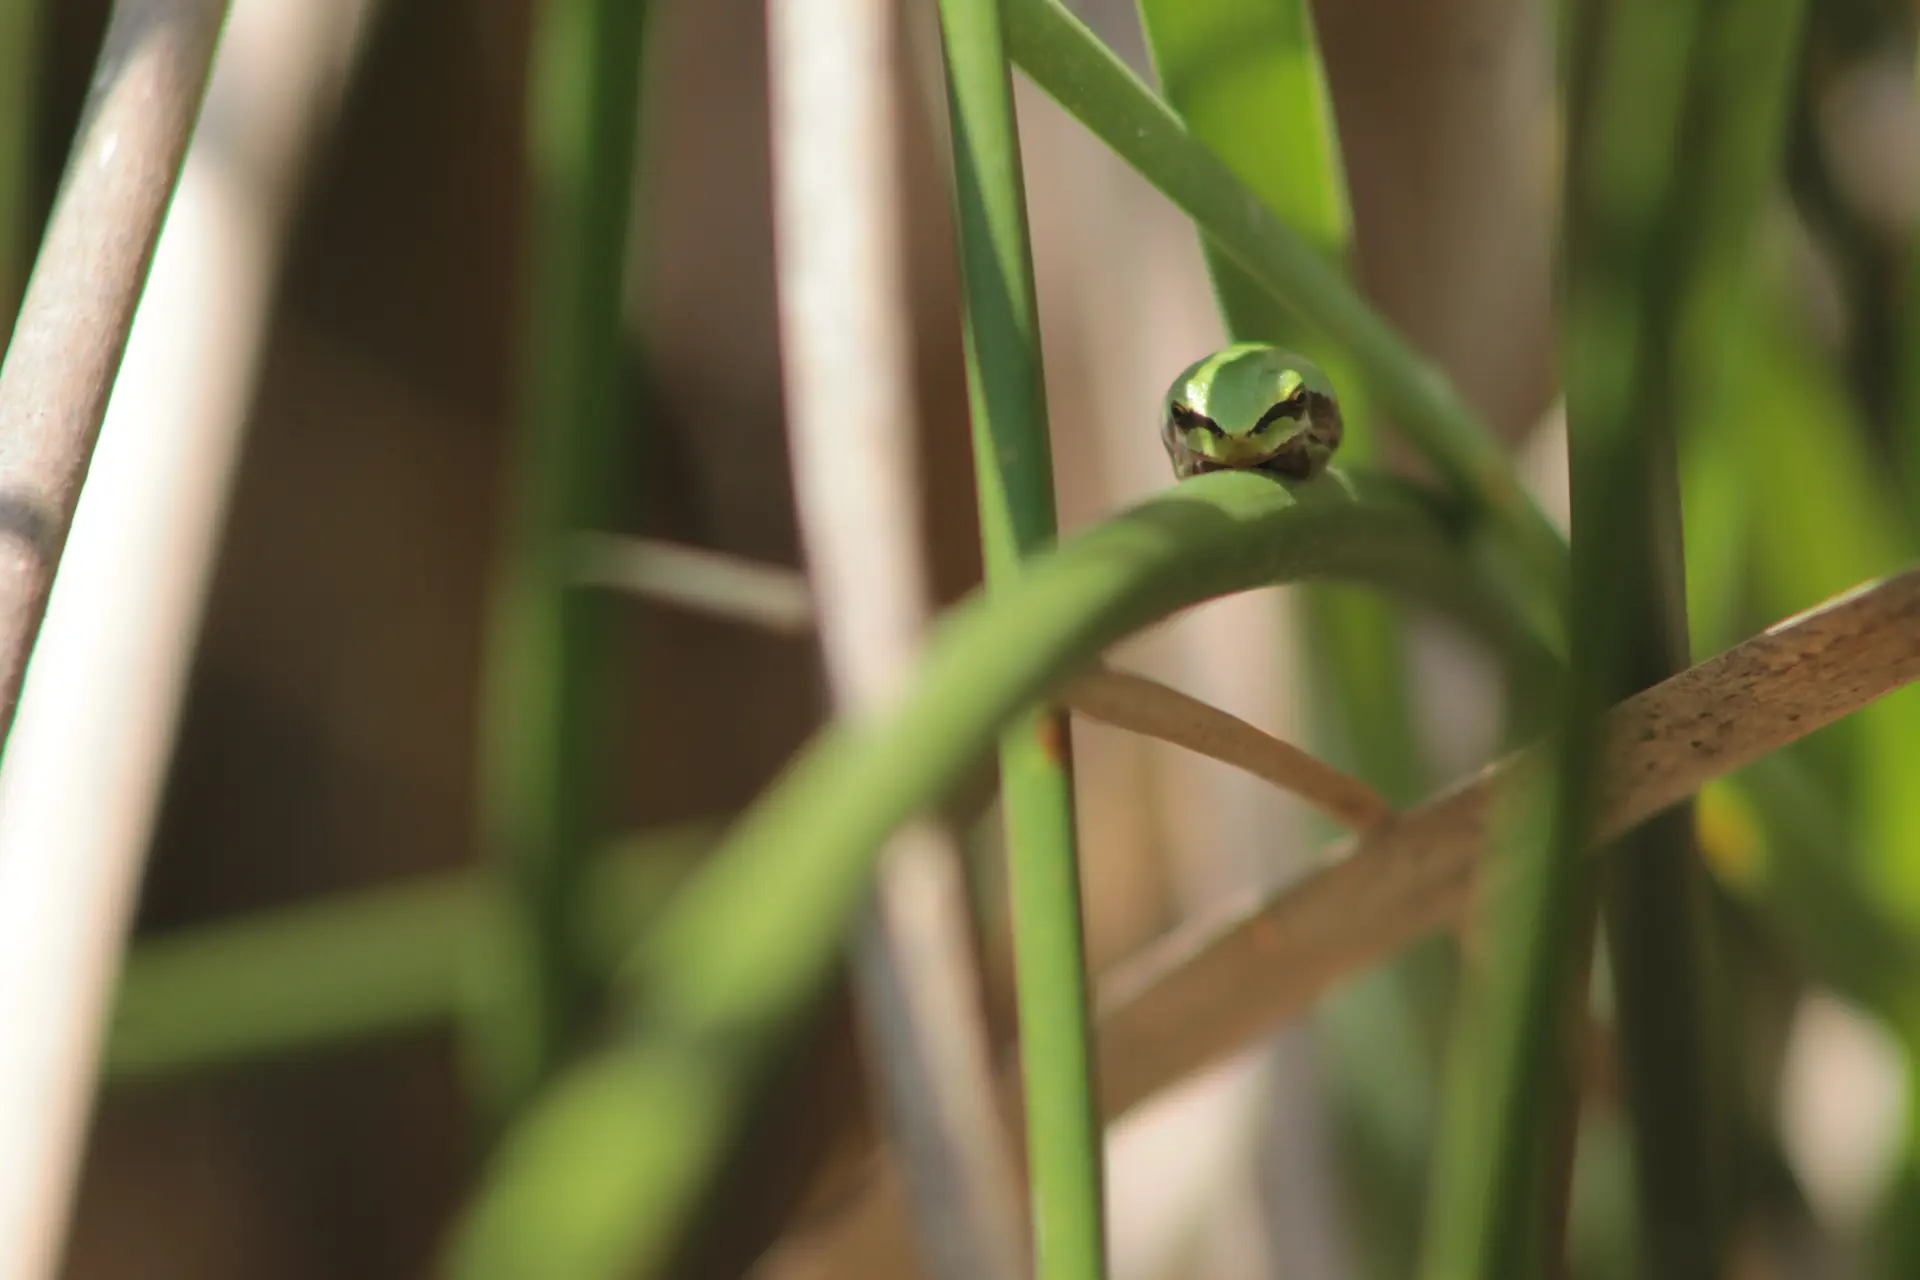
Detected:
left=448, top=469, right=1541, bottom=1280
left=1002, top=0, right=1568, bottom=605
left=465, top=0, right=652, bottom=1116
left=938, top=0, right=1099, bottom=1275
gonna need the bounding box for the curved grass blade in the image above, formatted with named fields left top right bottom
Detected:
left=448, top=469, right=1545, bottom=1280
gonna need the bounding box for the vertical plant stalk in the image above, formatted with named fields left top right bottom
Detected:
left=1422, top=0, right=1794, bottom=1270
left=0, top=0, right=40, bottom=333
left=467, top=0, right=650, bottom=1115
left=1597, top=0, right=1809, bottom=1274
left=0, top=0, right=229, bottom=748
left=1563, top=0, right=1721, bottom=1263
left=771, top=1, right=1029, bottom=1278
left=938, top=0, right=1099, bottom=1276
left=0, top=0, right=368, bottom=1274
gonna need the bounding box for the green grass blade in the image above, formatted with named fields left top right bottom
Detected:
left=104, top=827, right=713, bottom=1083
left=1589, top=0, right=1807, bottom=1272
left=466, top=0, right=652, bottom=1115
left=939, top=0, right=1099, bottom=1275
left=1424, top=763, right=1593, bottom=1279
left=115, top=878, right=485, bottom=1082
left=448, top=469, right=1548, bottom=1280
left=1135, top=0, right=1350, bottom=338
left=1421, top=0, right=1809, bottom=1269
left=1003, top=0, right=1567, bottom=599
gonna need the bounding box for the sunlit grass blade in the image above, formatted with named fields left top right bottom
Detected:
left=939, top=0, right=1098, bottom=1275
left=1135, top=0, right=1350, bottom=335
left=1002, top=0, right=1567, bottom=601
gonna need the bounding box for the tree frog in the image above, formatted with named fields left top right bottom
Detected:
left=1161, top=343, right=1343, bottom=481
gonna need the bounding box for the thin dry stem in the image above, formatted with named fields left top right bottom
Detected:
left=1097, top=568, right=1920, bottom=1112
left=566, top=533, right=815, bottom=635
left=767, top=1, right=1027, bottom=1276
left=1064, top=665, right=1391, bottom=830
left=0, top=0, right=230, bottom=743
left=0, top=3, right=372, bottom=1276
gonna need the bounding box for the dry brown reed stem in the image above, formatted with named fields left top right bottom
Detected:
left=0, top=3, right=371, bottom=1276
left=767, top=1, right=1027, bottom=1275
left=1064, top=666, right=1392, bottom=831
left=0, top=0, right=229, bottom=742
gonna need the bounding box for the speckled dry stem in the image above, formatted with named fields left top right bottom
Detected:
left=1097, top=567, right=1920, bottom=1116
left=0, top=0, right=230, bottom=745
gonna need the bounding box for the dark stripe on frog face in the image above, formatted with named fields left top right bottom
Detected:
left=1250, top=393, right=1308, bottom=435
left=1169, top=401, right=1225, bottom=437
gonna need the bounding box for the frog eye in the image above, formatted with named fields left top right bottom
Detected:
left=1170, top=402, right=1224, bottom=436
